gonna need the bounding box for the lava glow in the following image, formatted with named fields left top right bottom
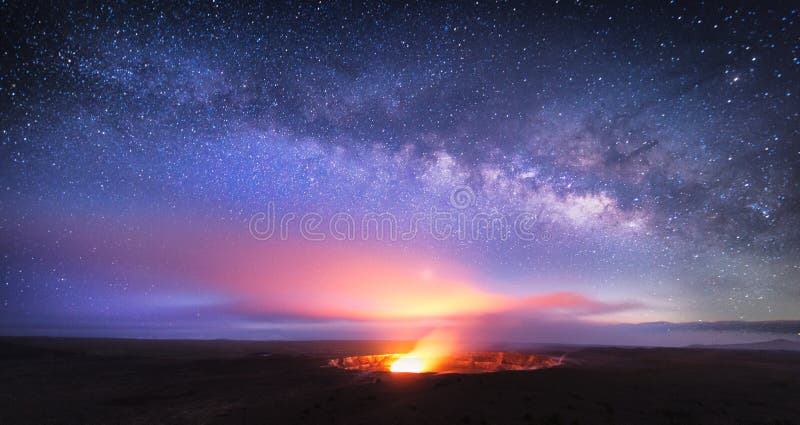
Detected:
left=389, top=329, right=460, bottom=373
left=389, top=356, right=424, bottom=373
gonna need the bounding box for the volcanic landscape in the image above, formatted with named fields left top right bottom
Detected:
left=1, top=337, right=798, bottom=425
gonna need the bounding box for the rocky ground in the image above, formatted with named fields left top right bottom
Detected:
left=1, top=337, right=798, bottom=424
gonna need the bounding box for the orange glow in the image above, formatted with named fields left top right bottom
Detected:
left=389, top=356, right=424, bottom=373
left=390, top=329, right=460, bottom=373
left=30, top=215, right=641, bottom=325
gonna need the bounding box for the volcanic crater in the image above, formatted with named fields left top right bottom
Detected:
left=328, top=351, right=563, bottom=374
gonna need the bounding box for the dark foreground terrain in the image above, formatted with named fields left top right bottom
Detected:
left=1, top=337, right=798, bottom=425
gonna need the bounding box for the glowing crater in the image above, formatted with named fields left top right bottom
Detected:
left=328, top=351, right=563, bottom=374
left=389, top=355, right=425, bottom=373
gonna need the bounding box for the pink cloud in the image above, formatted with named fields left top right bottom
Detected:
left=8, top=212, right=643, bottom=324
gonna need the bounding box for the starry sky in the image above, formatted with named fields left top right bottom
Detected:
left=2, top=1, right=799, bottom=344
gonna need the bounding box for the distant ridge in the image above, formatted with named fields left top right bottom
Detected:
left=632, top=320, right=800, bottom=334
left=688, top=339, right=800, bottom=351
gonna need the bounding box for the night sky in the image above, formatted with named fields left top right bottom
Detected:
left=2, top=1, right=799, bottom=344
